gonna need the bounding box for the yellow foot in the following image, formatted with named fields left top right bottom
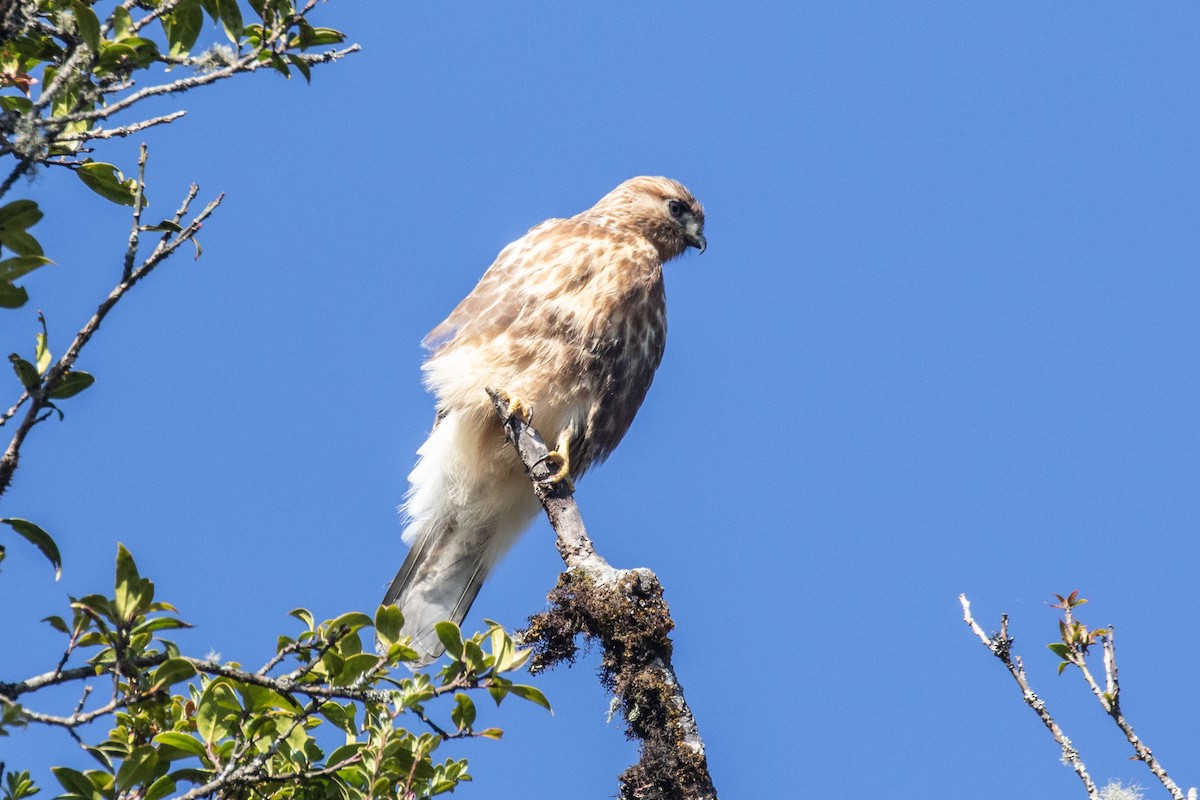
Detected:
left=502, top=393, right=534, bottom=424
left=537, top=431, right=574, bottom=490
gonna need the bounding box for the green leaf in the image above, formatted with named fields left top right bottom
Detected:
left=289, top=607, right=315, bottom=630
left=320, top=702, right=356, bottom=736
left=8, top=354, right=38, bottom=390
left=375, top=604, right=403, bottom=646
left=285, top=54, right=311, bottom=83
left=508, top=684, right=551, bottom=712
left=239, top=683, right=299, bottom=712
left=195, top=679, right=241, bottom=742
left=152, top=731, right=206, bottom=759
left=326, top=743, right=363, bottom=770
left=434, top=621, right=464, bottom=660
left=261, top=51, right=290, bottom=78
left=303, top=27, right=345, bottom=47
left=0, top=200, right=42, bottom=231
left=387, top=642, right=420, bottom=663
left=50, top=768, right=92, bottom=800
left=114, top=543, right=154, bottom=623
left=0, top=281, right=28, bottom=309
left=115, top=746, right=160, bottom=793
left=0, top=96, right=32, bottom=113
left=333, top=652, right=380, bottom=686
left=2, top=229, right=44, bottom=257
left=112, top=7, right=132, bottom=40
left=164, top=0, right=203, bottom=57
left=77, top=163, right=138, bottom=206
left=131, top=616, right=190, bottom=636
left=487, top=676, right=510, bottom=706
left=48, top=370, right=95, bottom=399
left=142, top=220, right=182, bottom=234
left=329, top=611, right=373, bottom=636
left=450, top=693, right=475, bottom=731
left=1047, top=642, right=1071, bottom=659
left=71, top=2, right=101, bottom=52
left=0, top=255, right=52, bottom=283
left=143, top=775, right=176, bottom=800
left=215, top=0, right=243, bottom=42
left=35, top=333, right=50, bottom=376
left=149, top=658, right=197, bottom=692
left=478, top=727, right=503, bottom=740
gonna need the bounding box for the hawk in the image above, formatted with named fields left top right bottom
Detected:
left=383, top=176, right=706, bottom=663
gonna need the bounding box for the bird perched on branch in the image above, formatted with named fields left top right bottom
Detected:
left=384, top=176, right=706, bottom=663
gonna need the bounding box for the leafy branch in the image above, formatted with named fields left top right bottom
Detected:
left=0, top=144, right=219, bottom=503
left=0, top=545, right=548, bottom=800
left=0, top=0, right=359, bottom=309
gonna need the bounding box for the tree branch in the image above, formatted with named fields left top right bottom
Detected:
left=0, top=174, right=222, bottom=499
left=959, top=594, right=1099, bottom=800
left=487, top=388, right=718, bottom=800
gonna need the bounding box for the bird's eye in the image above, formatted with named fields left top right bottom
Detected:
left=667, top=199, right=686, bottom=218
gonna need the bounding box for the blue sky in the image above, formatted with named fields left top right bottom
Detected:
left=4, top=2, right=1200, bottom=797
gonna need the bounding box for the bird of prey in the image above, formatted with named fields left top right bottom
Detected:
left=383, top=176, right=706, bottom=663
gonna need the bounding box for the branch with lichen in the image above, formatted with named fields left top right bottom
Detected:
left=960, top=594, right=1099, bottom=799
left=0, top=0, right=360, bottom=199
left=1045, top=591, right=1187, bottom=800
left=487, top=388, right=718, bottom=800
left=961, top=592, right=1197, bottom=800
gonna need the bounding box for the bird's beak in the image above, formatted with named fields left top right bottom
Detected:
left=685, top=221, right=706, bottom=253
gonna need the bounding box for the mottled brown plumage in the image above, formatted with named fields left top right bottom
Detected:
left=384, top=177, right=705, bottom=662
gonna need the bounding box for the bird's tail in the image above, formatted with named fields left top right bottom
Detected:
left=383, top=410, right=539, bottom=665
left=382, top=517, right=491, bottom=665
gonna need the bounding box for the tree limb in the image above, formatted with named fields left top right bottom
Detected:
left=959, top=594, right=1099, bottom=800
left=487, top=388, right=718, bottom=800
left=0, top=170, right=222, bottom=499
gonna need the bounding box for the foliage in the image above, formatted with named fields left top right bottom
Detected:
left=0, top=5, right=551, bottom=800
left=0, top=546, right=548, bottom=800
left=0, top=0, right=356, bottom=556
left=0, top=0, right=354, bottom=310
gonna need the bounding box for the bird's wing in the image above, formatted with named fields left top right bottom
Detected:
left=422, top=217, right=610, bottom=351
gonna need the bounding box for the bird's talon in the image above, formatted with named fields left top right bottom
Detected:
left=535, top=430, right=573, bottom=489
left=540, top=450, right=571, bottom=485
left=506, top=395, right=534, bottom=424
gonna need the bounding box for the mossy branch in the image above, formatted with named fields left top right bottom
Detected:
left=487, top=388, right=718, bottom=800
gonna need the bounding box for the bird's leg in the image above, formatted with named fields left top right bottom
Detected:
left=537, top=430, right=574, bottom=490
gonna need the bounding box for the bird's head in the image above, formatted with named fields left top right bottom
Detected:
left=588, top=176, right=706, bottom=261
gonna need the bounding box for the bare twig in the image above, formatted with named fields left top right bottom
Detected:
left=57, top=111, right=188, bottom=144
left=959, top=594, right=1099, bottom=800
left=123, top=144, right=148, bottom=280
left=487, top=388, right=718, bottom=800
left=0, top=175, right=223, bottom=499
left=2, top=688, right=157, bottom=728
left=0, top=391, right=29, bottom=428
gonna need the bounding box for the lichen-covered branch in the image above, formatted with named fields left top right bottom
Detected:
left=487, top=388, right=718, bottom=800
left=959, top=594, right=1099, bottom=800
left=1046, top=593, right=1188, bottom=800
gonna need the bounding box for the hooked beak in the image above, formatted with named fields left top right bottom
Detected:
left=685, top=221, right=706, bottom=253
